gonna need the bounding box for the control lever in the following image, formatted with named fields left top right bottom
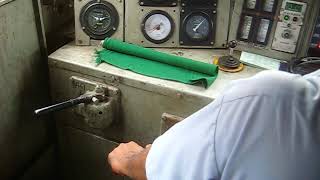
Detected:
left=34, top=92, right=105, bottom=116
left=217, top=40, right=243, bottom=72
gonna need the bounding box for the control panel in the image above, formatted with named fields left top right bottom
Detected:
left=125, top=0, right=230, bottom=48
left=229, top=0, right=319, bottom=61
left=272, top=0, right=307, bottom=53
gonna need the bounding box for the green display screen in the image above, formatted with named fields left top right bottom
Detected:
left=285, top=2, right=303, bottom=12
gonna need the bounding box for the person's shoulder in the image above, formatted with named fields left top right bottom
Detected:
left=221, top=70, right=319, bottom=103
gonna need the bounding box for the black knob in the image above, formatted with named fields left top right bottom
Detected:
left=228, top=40, right=238, bottom=49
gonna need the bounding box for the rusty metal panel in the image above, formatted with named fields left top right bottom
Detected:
left=0, top=0, right=52, bottom=179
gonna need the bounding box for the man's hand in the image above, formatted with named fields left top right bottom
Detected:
left=108, top=141, right=151, bottom=180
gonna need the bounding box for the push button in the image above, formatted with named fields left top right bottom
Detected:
left=284, top=15, right=290, bottom=21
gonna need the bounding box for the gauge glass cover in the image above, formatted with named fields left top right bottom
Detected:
left=80, top=1, right=119, bottom=40
left=143, top=12, right=174, bottom=43
left=185, top=14, right=210, bottom=41
left=263, top=0, right=275, bottom=12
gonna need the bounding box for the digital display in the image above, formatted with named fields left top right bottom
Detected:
left=285, top=2, right=303, bottom=12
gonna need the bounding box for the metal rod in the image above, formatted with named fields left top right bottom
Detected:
left=34, top=95, right=93, bottom=116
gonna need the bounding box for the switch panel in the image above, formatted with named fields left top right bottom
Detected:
left=272, top=0, right=307, bottom=53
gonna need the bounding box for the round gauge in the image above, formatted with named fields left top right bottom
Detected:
left=141, top=10, right=174, bottom=44
left=184, top=13, right=211, bottom=42
left=80, top=0, right=119, bottom=40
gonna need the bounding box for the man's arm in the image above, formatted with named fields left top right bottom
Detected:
left=108, top=141, right=151, bottom=180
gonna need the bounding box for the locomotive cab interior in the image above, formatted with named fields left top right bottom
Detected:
left=0, top=0, right=319, bottom=179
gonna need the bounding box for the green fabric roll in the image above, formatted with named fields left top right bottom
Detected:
left=96, top=38, right=219, bottom=88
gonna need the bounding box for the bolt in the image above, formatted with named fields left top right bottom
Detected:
left=82, top=26, right=86, bottom=30
left=210, top=42, right=214, bottom=45
left=172, top=2, right=177, bottom=6
left=181, top=9, right=185, bottom=13
left=182, top=3, right=185, bottom=6
left=213, top=10, right=217, bottom=14
left=92, top=97, right=99, bottom=104
left=140, top=2, right=144, bottom=5
left=111, top=76, right=117, bottom=83
left=112, top=27, right=116, bottom=30
left=180, top=41, right=184, bottom=44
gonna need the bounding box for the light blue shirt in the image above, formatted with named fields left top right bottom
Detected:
left=146, top=70, right=320, bottom=180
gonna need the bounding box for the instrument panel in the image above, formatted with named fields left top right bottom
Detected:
left=229, top=0, right=318, bottom=60
left=125, top=0, right=230, bottom=48
left=74, top=0, right=319, bottom=60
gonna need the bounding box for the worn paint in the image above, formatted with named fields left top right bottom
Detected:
left=0, top=0, right=52, bottom=179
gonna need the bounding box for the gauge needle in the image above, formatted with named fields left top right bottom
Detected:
left=193, top=19, right=205, bottom=32
left=91, top=15, right=99, bottom=21
left=98, top=16, right=110, bottom=21
left=151, top=22, right=163, bottom=32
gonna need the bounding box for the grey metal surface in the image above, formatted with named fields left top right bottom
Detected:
left=57, top=126, right=123, bottom=180
left=0, top=0, right=53, bottom=179
left=48, top=43, right=261, bottom=180
left=228, top=0, right=318, bottom=61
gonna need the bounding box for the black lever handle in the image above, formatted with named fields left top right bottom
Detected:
left=34, top=95, right=95, bottom=116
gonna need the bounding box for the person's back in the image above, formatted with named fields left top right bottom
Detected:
left=146, top=70, right=320, bottom=180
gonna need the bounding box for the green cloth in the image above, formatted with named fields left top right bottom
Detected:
left=96, top=38, right=219, bottom=88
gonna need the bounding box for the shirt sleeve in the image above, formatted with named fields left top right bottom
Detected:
left=146, top=98, right=223, bottom=180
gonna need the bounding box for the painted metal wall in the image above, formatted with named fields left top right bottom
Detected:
left=0, top=0, right=55, bottom=179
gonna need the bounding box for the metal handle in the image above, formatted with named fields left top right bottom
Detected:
left=34, top=95, right=95, bottom=116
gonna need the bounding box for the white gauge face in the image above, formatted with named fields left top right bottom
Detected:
left=240, top=16, right=253, bottom=40
left=246, top=0, right=257, bottom=9
left=257, top=19, right=271, bottom=43
left=143, top=13, right=173, bottom=43
left=263, top=0, right=275, bottom=12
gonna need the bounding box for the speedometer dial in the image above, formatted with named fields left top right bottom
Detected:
left=142, top=10, right=174, bottom=44
left=80, top=0, right=119, bottom=40
left=184, top=13, right=210, bottom=41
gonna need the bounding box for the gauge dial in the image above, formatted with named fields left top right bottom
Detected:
left=256, top=19, right=271, bottom=43
left=263, top=0, right=275, bottom=12
left=246, top=0, right=257, bottom=9
left=239, top=15, right=253, bottom=40
left=184, top=13, right=211, bottom=41
left=80, top=1, right=119, bottom=40
left=142, top=11, right=174, bottom=44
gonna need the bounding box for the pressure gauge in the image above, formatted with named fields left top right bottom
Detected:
left=239, top=15, right=253, bottom=40
left=246, top=0, right=257, bottom=9
left=80, top=0, right=119, bottom=40
left=142, top=10, right=174, bottom=44
left=184, top=13, right=211, bottom=41
left=263, top=0, right=276, bottom=13
left=256, top=19, right=271, bottom=44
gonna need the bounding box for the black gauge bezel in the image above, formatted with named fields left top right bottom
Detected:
left=183, top=12, right=212, bottom=42
left=80, top=0, right=119, bottom=40
left=139, top=0, right=177, bottom=7
left=141, top=10, right=175, bottom=44
left=179, top=7, right=216, bottom=46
